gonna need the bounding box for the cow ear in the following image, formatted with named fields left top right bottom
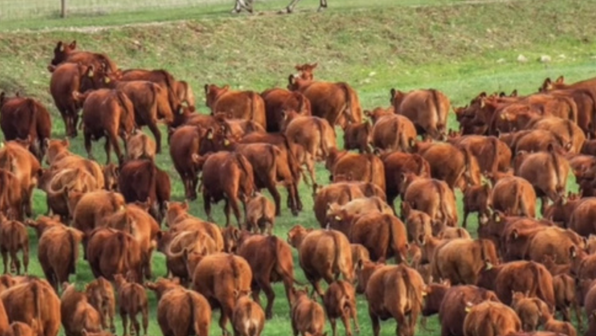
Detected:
left=556, top=75, right=564, bottom=84
left=390, top=88, right=396, bottom=100
left=570, top=245, right=577, bottom=258
left=69, top=40, right=77, bottom=49
left=223, top=85, right=230, bottom=91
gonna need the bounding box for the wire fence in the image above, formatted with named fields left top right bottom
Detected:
left=0, top=0, right=242, bottom=20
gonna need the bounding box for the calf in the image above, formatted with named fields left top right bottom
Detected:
left=462, top=182, right=491, bottom=228
left=245, top=193, right=275, bottom=234
left=113, top=274, right=148, bottom=336
left=86, top=228, right=143, bottom=282
left=323, top=280, right=359, bottom=336
left=291, top=287, right=327, bottom=336
left=391, top=88, right=450, bottom=139
left=343, top=121, right=372, bottom=153
left=511, top=291, right=550, bottom=331
left=125, top=131, right=156, bottom=161
left=0, top=217, right=28, bottom=275
left=60, top=282, right=102, bottom=336
left=232, top=292, right=265, bottom=336
left=85, top=277, right=116, bottom=333
left=463, top=301, right=521, bottom=336
left=205, top=84, right=267, bottom=129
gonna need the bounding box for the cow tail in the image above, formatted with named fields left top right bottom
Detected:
left=186, top=291, right=200, bottom=336
left=27, top=99, right=38, bottom=144
left=384, top=214, right=398, bottom=262
left=148, top=83, right=159, bottom=120
left=433, top=180, right=448, bottom=225
left=548, top=145, right=562, bottom=193
left=517, top=181, right=529, bottom=217
left=161, top=70, right=179, bottom=112
left=281, top=134, right=301, bottom=182
left=32, top=281, right=44, bottom=336
left=566, top=119, right=574, bottom=151
left=528, top=262, right=541, bottom=298
left=462, top=146, right=474, bottom=185
left=114, top=91, right=134, bottom=132
left=401, top=266, right=421, bottom=308
left=235, top=153, right=254, bottom=195
left=489, top=136, right=500, bottom=174
left=337, top=83, right=355, bottom=124
left=68, top=229, right=77, bottom=275
left=249, top=92, right=256, bottom=122
left=230, top=255, right=241, bottom=294
left=315, top=118, right=328, bottom=159
left=268, top=145, right=278, bottom=182
left=430, top=89, right=444, bottom=135
left=330, top=231, right=343, bottom=278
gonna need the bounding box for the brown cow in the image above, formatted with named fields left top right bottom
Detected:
left=323, top=280, right=359, bottom=336
left=200, top=152, right=255, bottom=227
left=244, top=193, right=275, bottom=235
left=476, top=261, right=555, bottom=309
left=402, top=175, right=458, bottom=229
left=0, top=169, right=24, bottom=221
left=329, top=152, right=386, bottom=192
left=49, top=63, right=101, bottom=137
left=7, top=322, right=38, bottom=336
left=530, top=117, right=585, bottom=154
left=414, top=141, right=480, bottom=190
left=86, top=228, right=143, bottom=282
left=291, top=287, right=327, bottom=336
left=44, top=138, right=105, bottom=189
left=365, top=264, right=426, bottom=336
left=261, top=88, right=311, bottom=133
left=511, top=291, right=550, bottom=332
left=552, top=273, right=581, bottom=327
left=73, top=89, right=135, bottom=164
left=325, top=196, right=393, bottom=235
left=113, top=274, right=148, bottom=336
left=432, top=238, right=498, bottom=285
left=391, top=88, right=450, bottom=139
left=60, top=282, right=102, bottom=336
left=50, top=41, right=118, bottom=74
left=189, top=253, right=253, bottom=336
left=119, top=69, right=184, bottom=113
left=381, top=151, right=430, bottom=208
left=0, top=298, right=8, bottom=336
left=462, top=182, right=492, bottom=228
left=569, top=198, right=596, bottom=237
left=438, top=285, right=499, bottom=336
left=125, top=131, right=156, bottom=161
left=350, top=244, right=370, bottom=267
left=105, top=204, right=161, bottom=280
left=369, top=113, right=417, bottom=152
left=118, top=159, right=171, bottom=223
left=71, top=190, right=126, bottom=241
left=449, top=135, right=510, bottom=174
left=403, top=206, right=433, bottom=244
left=287, top=75, right=362, bottom=128
left=158, top=230, right=217, bottom=284
left=231, top=292, right=265, bottom=336
left=0, top=93, right=52, bottom=160
left=526, top=227, right=584, bottom=265
left=313, top=182, right=386, bottom=226
left=236, top=234, right=297, bottom=319
left=544, top=316, right=577, bottom=336
left=343, top=121, right=372, bottom=153
left=438, top=227, right=472, bottom=240
left=288, top=226, right=353, bottom=297
left=0, top=217, right=28, bottom=275
left=164, top=201, right=224, bottom=250
left=104, top=78, right=174, bottom=153
left=490, top=176, right=537, bottom=218
left=350, top=213, right=408, bottom=263
left=145, top=277, right=211, bottom=336
left=463, top=300, right=521, bottom=336
left=85, top=277, right=116, bottom=333
left=217, top=115, right=266, bottom=141
left=205, top=84, right=266, bottom=129
left=1, top=277, right=61, bottom=336
left=515, top=144, right=569, bottom=212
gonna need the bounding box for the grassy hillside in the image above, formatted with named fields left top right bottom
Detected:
left=0, top=0, right=595, bottom=335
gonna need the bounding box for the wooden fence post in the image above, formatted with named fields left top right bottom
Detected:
left=61, top=0, right=67, bottom=18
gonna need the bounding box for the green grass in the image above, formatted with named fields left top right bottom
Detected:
left=0, top=0, right=595, bottom=335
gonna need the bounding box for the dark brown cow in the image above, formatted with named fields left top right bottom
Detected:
left=323, top=280, right=359, bottom=336
left=365, top=264, right=426, bottom=336
left=350, top=213, right=408, bottom=263
left=1, top=277, right=61, bottom=336
left=287, top=226, right=353, bottom=297
left=261, top=88, right=311, bottom=132
left=119, top=69, right=184, bottom=112
left=511, top=291, right=550, bottom=332
left=343, top=121, right=372, bottom=153
left=49, top=63, right=101, bottom=137
left=0, top=169, right=24, bottom=221
left=236, top=234, right=297, bottom=319
left=85, top=277, right=116, bottom=333
left=287, top=75, right=362, bottom=127
left=118, top=159, right=171, bottom=223
left=0, top=93, right=52, bottom=160
left=414, top=141, right=480, bottom=190
left=432, top=238, right=499, bottom=285
left=291, top=287, right=327, bottom=336
left=369, top=113, right=417, bottom=152
left=145, top=277, right=211, bottom=336
left=231, top=292, right=265, bottom=336
left=73, top=89, right=135, bottom=164
left=380, top=151, right=430, bottom=208
left=438, top=285, right=499, bottom=336
left=205, top=84, right=267, bottom=129
left=50, top=40, right=118, bottom=74
left=86, top=228, right=143, bottom=282
left=189, top=253, right=253, bottom=336
left=449, top=135, right=510, bottom=173
left=391, top=88, right=450, bottom=139
left=200, top=152, right=255, bottom=227
left=462, top=182, right=491, bottom=228
left=402, top=175, right=458, bottom=229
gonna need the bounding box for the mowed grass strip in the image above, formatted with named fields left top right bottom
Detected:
left=0, top=0, right=595, bottom=335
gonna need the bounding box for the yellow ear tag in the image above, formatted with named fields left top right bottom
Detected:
left=465, top=306, right=472, bottom=313
left=104, top=77, right=111, bottom=84
left=207, top=133, right=213, bottom=140
left=88, top=69, right=94, bottom=77
left=485, top=262, right=493, bottom=270
left=59, top=45, right=64, bottom=52
left=224, top=139, right=230, bottom=146
left=334, top=216, right=341, bottom=221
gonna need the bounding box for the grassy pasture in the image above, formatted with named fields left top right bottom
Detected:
left=0, top=0, right=596, bottom=335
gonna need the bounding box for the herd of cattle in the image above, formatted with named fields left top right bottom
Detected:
left=2, top=39, right=596, bottom=336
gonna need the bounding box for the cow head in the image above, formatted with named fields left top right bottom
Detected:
left=204, top=84, right=229, bottom=109
left=294, top=63, right=317, bottom=81
left=145, top=277, right=181, bottom=299
left=287, top=74, right=310, bottom=92
left=422, top=280, right=451, bottom=317
left=102, top=163, right=119, bottom=191
left=44, top=138, right=70, bottom=166
left=355, top=260, right=383, bottom=294
left=163, top=201, right=189, bottom=228
left=50, top=40, right=77, bottom=66
left=287, top=225, right=311, bottom=249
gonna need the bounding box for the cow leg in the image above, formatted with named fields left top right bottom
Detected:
left=574, top=301, right=582, bottom=331
left=108, top=302, right=117, bottom=332
left=229, top=197, right=243, bottom=229
left=286, top=0, right=300, bottom=13
left=142, top=306, right=148, bottom=336
left=351, top=304, right=360, bottom=334
left=110, top=132, right=125, bottom=165
left=266, top=182, right=282, bottom=217
left=541, top=196, right=550, bottom=214
left=224, top=198, right=232, bottom=227
left=329, top=318, right=337, bottom=336
left=131, top=312, right=140, bottom=336
left=251, top=287, right=262, bottom=306
left=72, top=114, right=80, bottom=138
left=10, top=250, right=19, bottom=274
left=203, top=190, right=213, bottom=223
left=340, top=313, right=352, bottom=336
left=462, top=207, right=469, bottom=229
left=147, top=121, right=162, bottom=154
left=84, top=131, right=95, bottom=161
left=1, top=249, right=7, bottom=274
left=369, top=309, right=380, bottom=336
left=120, top=308, right=129, bottom=336
left=259, top=278, right=275, bottom=319
left=318, top=0, right=327, bottom=11
left=219, top=306, right=232, bottom=336
left=22, top=245, right=29, bottom=274
left=105, top=134, right=113, bottom=165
